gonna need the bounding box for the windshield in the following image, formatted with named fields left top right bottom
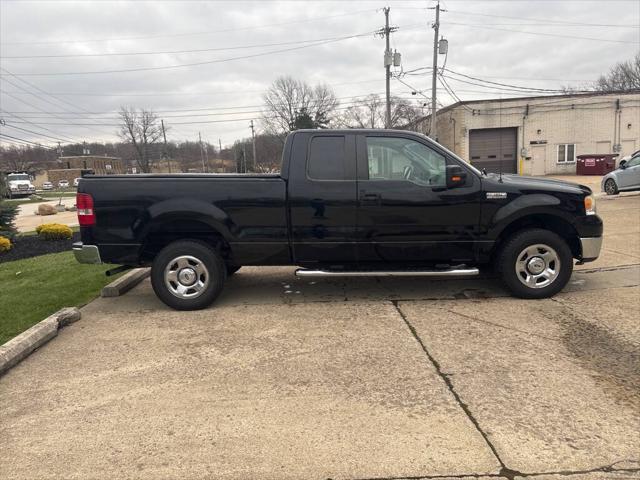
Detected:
left=412, top=131, right=484, bottom=177
left=8, top=174, right=30, bottom=181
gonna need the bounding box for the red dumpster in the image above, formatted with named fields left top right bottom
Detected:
left=576, top=154, right=617, bottom=175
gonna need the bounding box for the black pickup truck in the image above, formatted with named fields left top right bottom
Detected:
left=74, top=129, right=602, bottom=310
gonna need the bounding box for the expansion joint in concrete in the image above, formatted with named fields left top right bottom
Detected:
left=391, top=300, right=518, bottom=477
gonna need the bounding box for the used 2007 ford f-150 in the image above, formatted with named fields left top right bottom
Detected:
left=73, top=129, right=603, bottom=310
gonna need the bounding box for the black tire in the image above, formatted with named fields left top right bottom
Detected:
left=150, top=240, right=226, bottom=310
left=604, top=178, right=619, bottom=195
left=496, top=228, right=573, bottom=299
left=226, top=264, right=241, bottom=276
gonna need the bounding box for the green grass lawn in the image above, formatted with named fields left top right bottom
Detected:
left=0, top=251, right=117, bottom=344
left=6, top=192, right=77, bottom=206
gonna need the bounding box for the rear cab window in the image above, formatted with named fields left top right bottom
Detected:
left=307, top=136, right=347, bottom=180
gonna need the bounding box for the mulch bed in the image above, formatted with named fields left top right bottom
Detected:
left=0, top=232, right=80, bottom=264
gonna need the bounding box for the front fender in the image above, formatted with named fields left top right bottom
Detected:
left=488, top=193, right=578, bottom=239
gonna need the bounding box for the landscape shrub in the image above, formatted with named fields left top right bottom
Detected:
left=0, top=235, right=12, bottom=253
left=37, top=223, right=73, bottom=241
left=0, top=184, right=18, bottom=236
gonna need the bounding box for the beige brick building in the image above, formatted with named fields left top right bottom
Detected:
left=409, top=91, right=639, bottom=176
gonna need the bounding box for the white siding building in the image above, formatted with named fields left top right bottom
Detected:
left=410, top=91, right=639, bottom=176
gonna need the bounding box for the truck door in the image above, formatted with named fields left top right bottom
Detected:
left=288, top=132, right=358, bottom=265
left=355, top=133, right=483, bottom=264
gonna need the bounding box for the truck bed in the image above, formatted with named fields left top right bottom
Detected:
left=78, top=174, right=289, bottom=266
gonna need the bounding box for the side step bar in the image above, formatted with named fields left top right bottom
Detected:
left=295, top=267, right=480, bottom=278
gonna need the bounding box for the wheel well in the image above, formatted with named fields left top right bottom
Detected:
left=140, top=220, right=231, bottom=263
left=493, top=214, right=581, bottom=259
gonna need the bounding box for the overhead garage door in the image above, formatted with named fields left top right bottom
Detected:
left=469, top=127, right=518, bottom=174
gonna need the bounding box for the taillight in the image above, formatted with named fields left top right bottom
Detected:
left=76, top=193, right=95, bottom=226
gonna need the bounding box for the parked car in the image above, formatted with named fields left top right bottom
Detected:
left=73, top=129, right=602, bottom=310
left=602, top=151, right=640, bottom=195
left=42, top=181, right=54, bottom=191
left=58, top=180, right=70, bottom=188
left=73, top=177, right=81, bottom=187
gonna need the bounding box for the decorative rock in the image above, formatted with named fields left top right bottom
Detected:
left=38, top=204, right=57, bottom=216
left=55, top=204, right=66, bottom=212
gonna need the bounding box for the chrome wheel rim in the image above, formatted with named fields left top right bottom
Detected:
left=605, top=179, right=616, bottom=195
left=164, top=255, right=209, bottom=299
left=515, top=243, right=560, bottom=289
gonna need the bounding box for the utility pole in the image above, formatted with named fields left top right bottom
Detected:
left=161, top=119, right=171, bottom=173
left=429, top=1, right=441, bottom=140
left=198, top=132, right=206, bottom=173
left=249, top=120, right=257, bottom=172
left=377, top=8, right=399, bottom=129
left=384, top=7, right=392, bottom=128
left=218, top=138, right=223, bottom=172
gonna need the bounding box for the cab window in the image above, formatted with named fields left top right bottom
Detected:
left=366, top=137, right=447, bottom=187
left=307, top=136, right=347, bottom=180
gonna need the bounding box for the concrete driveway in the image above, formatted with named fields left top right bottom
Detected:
left=1, top=196, right=639, bottom=479
left=15, top=200, right=79, bottom=233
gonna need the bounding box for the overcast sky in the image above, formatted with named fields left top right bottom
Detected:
left=0, top=0, right=638, bottom=149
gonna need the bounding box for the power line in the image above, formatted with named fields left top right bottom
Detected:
left=443, top=69, right=579, bottom=93
left=0, top=133, right=55, bottom=149
left=0, top=67, right=116, bottom=137
left=443, top=8, right=640, bottom=28
left=1, top=9, right=376, bottom=46
left=0, top=123, right=74, bottom=143
left=0, top=91, right=410, bottom=115
left=444, top=22, right=639, bottom=44
left=2, top=32, right=382, bottom=59
left=0, top=78, right=385, bottom=98
left=394, top=6, right=639, bottom=28
left=0, top=32, right=376, bottom=77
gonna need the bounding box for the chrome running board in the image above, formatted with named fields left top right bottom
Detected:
left=295, top=267, right=480, bottom=278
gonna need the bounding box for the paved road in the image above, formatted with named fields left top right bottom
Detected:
left=1, top=195, right=638, bottom=479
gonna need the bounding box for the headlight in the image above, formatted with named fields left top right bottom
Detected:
left=584, top=195, right=596, bottom=215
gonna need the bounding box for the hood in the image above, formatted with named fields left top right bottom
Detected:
left=484, top=173, right=591, bottom=195
left=8, top=180, right=33, bottom=186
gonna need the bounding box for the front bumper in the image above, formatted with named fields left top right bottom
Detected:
left=72, top=242, right=102, bottom=264
left=579, top=236, right=602, bottom=262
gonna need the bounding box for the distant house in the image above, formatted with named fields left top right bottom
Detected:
left=44, top=155, right=125, bottom=185
left=407, top=90, right=639, bottom=176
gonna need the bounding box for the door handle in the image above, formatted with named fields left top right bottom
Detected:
left=360, top=192, right=381, bottom=204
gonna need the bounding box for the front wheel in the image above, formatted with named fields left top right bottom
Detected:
left=604, top=178, right=619, bottom=195
left=497, top=229, right=573, bottom=299
left=151, top=240, right=226, bottom=310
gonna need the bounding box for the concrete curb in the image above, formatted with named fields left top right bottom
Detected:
left=101, top=268, right=150, bottom=298
left=0, top=307, right=80, bottom=376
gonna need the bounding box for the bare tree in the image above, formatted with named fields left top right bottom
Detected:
left=337, top=94, right=422, bottom=129
left=261, top=76, right=339, bottom=136
left=595, top=52, right=640, bottom=92
left=0, top=145, right=54, bottom=172
left=118, top=107, right=163, bottom=173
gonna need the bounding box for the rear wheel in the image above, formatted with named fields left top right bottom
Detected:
left=151, top=240, right=226, bottom=310
left=604, top=178, right=619, bottom=195
left=497, top=228, right=573, bottom=299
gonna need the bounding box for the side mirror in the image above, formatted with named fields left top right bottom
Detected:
left=446, top=165, right=467, bottom=188
left=619, top=160, right=627, bottom=169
